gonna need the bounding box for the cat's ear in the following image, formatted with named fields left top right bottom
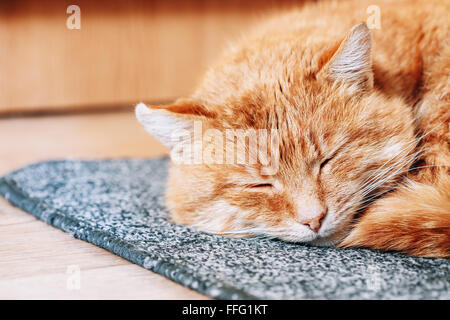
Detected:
left=325, top=22, right=373, bottom=91
left=135, top=100, right=215, bottom=148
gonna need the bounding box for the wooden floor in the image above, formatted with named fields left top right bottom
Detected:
left=0, top=111, right=208, bottom=299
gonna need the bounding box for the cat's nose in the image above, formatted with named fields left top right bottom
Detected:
left=298, top=209, right=326, bottom=233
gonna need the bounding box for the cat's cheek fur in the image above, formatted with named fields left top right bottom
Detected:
left=175, top=200, right=244, bottom=235
left=165, top=165, right=258, bottom=236
left=166, top=165, right=320, bottom=241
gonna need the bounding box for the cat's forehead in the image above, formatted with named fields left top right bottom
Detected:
left=197, top=40, right=321, bottom=106
left=210, top=86, right=356, bottom=169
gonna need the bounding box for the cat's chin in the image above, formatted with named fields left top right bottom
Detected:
left=309, top=226, right=351, bottom=247
left=274, top=232, right=342, bottom=247
left=285, top=226, right=349, bottom=247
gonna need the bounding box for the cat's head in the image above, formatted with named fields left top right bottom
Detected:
left=136, top=23, right=415, bottom=245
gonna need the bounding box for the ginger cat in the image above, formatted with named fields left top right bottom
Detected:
left=137, top=0, right=449, bottom=258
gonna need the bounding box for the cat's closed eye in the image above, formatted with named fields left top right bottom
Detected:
left=225, top=182, right=274, bottom=190
left=319, top=156, right=334, bottom=170
left=248, top=183, right=274, bottom=189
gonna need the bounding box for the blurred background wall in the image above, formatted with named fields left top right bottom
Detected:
left=0, top=0, right=310, bottom=115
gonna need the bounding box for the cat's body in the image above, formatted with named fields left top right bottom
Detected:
left=137, top=0, right=450, bottom=257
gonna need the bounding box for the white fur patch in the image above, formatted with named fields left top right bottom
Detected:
left=135, top=102, right=192, bottom=148
left=191, top=200, right=240, bottom=233
left=379, top=141, right=405, bottom=158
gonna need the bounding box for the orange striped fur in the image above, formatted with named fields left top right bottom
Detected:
left=137, top=0, right=449, bottom=257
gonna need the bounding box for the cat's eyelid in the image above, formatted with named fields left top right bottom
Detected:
left=248, top=180, right=283, bottom=190
left=224, top=182, right=274, bottom=189
left=247, top=183, right=274, bottom=188
left=225, top=178, right=281, bottom=190
left=320, top=156, right=333, bottom=169
left=232, top=181, right=280, bottom=191
left=319, top=143, right=346, bottom=169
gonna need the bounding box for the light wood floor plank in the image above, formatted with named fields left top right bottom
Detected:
left=0, top=111, right=208, bottom=299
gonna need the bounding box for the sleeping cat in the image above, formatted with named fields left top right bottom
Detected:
left=136, top=0, right=449, bottom=258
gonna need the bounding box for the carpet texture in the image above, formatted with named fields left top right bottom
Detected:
left=1, top=158, right=449, bottom=299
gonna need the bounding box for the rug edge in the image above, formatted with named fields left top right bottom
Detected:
left=0, top=175, right=257, bottom=300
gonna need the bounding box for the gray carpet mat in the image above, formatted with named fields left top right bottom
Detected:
left=0, top=158, right=448, bottom=299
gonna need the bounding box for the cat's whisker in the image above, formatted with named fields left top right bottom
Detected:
left=361, top=149, right=430, bottom=192
left=357, top=120, right=442, bottom=191
left=388, top=164, right=450, bottom=177
left=355, top=164, right=449, bottom=213
left=359, top=147, right=425, bottom=196
left=356, top=180, right=411, bottom=212
left=358, top=145, right=425, bottom=193
left=361, top=166, right=405, bottom=196
left=336, top=148, right=421, bottom=214
left=360, top=165, right=408, bottom=198
left=357, top=185, right=401, bottom=207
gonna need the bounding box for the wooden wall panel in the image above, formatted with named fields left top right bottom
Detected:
left=0, top=0, right=308, bottom=114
